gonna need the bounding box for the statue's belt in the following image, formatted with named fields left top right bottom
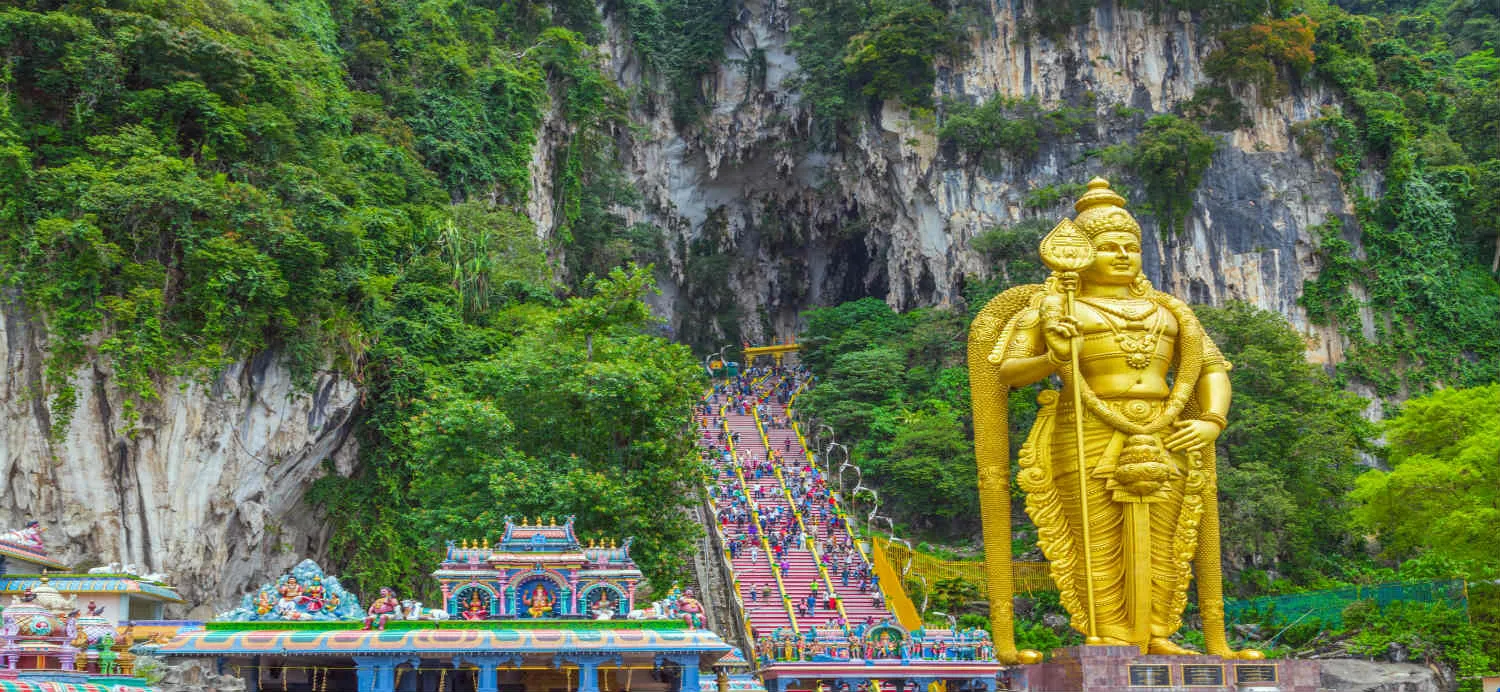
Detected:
left=1049, top=397, right=1187, bottom=482
left=1055, top=396, right=1166, bottom=423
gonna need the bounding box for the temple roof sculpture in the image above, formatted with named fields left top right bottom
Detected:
left=0, top=521, right=69, bottom=572
left=215, top=559, right=363, bottom=621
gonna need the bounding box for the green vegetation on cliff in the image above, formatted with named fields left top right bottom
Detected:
left=0, top=0, right=705, bottom=595
left=1288, top=0, right=1500, bottom=395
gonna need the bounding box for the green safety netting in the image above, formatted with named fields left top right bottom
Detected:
left=1225, top=579, right=1468, bottom=627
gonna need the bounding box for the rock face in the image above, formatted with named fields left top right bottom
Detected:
left=0, top=0, right=1360, bottom=620
left=142, top=657, right=249, bottom=692
left=0, top=297, right=360, bottom=618
left=583, top=0, right=1357, bottom=361
left=1319, top=659, right=1446, bottom=692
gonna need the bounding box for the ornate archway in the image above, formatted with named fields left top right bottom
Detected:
left=580, top=583, right=627, bottom=618
left=450, top=583, right=499, bottom=619
left=513, top=573, right=565, bottom=618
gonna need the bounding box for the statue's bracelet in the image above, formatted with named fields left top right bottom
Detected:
left=1198, top=412, right=1228, bottom=429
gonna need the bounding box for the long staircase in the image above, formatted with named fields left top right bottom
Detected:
left=757, top=382, right=894, bottom=628
left=701, top=372, right=897, bottom=639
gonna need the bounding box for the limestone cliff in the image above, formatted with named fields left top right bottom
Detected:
left=0, top=296, right=359, bottom=618
left=0, top=0, right=1361, bottom=618
left=581, top=0, right=1359, bottom=365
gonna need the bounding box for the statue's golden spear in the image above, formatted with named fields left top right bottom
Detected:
left=1039, top=217, right=1100, bottom=643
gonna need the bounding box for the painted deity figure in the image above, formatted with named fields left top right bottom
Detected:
left=523, top=583, right=554, bottom=618
left=254, top=591, right=274, bottom=615
left=0, top=521, right=45, bottom=550
left=462, top=592, right=488, bottom=620
left=675, top=588, right=706, bottom=628
left=301, top=576, right=328, bottom=612
left=970, top=178, right=1261, bottom=661
left=591, top=592, right=617, bottom=620
left=364, top=587, right=401, bottom=630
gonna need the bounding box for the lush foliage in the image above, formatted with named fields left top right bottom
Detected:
left=1352, top=384, right=1500, bottom=570
left=938, top=97, right=1093, bottom=171
left=796, top=298, right=983, bottom=537
left=1295, top=0, right=1500, bottom=395
left=611, top=0, right=736, bottom=125
left=1205, top=17, right=1317, bottom=104
left=0, top=0, right=705, bottom=596
left=1347, top=600, right=1495, bottom=692
left=1017, top=0, right=1292, bottom=39
left=788, top=0, right=967, bottom=141
left=1197, top=302, right=1376, bottom=591
left=312, top=267, right=708, bottom=594
left=1103, top=114, right=1219, bottom=234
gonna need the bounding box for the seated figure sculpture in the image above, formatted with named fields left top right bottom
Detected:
left=363, top=587, right=401, bottom=630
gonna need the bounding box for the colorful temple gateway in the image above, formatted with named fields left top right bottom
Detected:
left=158, top=518, right=733, bottom=692
left=434, top=517, right=643, bottom=620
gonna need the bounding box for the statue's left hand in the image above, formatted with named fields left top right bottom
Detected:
left=1163, top=419, right=1222, bottom=452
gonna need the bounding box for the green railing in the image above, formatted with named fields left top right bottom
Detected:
left=1225, top=578, right=1468, bottom=628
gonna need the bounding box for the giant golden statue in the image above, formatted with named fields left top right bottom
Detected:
left=969, top=179, right=1261, bottom=663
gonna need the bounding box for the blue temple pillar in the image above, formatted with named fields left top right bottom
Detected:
left=655, top=654, right=701, bottom=692
left=558, top=654, right=622, bottom=692
left=355, top=656, right=418, bottom=692
left=456, top=654, right=522, bottom=692
left=577, top=659, right=599, bottom=692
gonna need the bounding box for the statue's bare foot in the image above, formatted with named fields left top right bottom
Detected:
left=1086, top=636, right=1135, bottom=647
left=1147, top=638, right=1199, bottom=655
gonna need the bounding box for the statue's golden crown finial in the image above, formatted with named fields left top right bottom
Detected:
left=1072, top=177, right=1141, bottom=241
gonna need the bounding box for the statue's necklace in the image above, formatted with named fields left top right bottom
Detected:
left=1080, top=298, right=1163, bottom=370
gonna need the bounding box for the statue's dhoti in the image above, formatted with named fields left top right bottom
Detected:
left=1022, top=395, right=1207, bottom=643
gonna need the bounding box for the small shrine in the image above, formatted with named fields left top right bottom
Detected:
left=0, top=521, right=184, bottom=626
left=0, top=576, right=155, bottom=691
left=434, top=516, right=643, bottom=620
left=158, top=525, right=731, bottom=692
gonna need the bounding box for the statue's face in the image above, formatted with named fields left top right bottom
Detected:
left=1082, top=231, right=1142, bottom=285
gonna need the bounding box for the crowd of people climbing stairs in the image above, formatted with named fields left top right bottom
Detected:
left=696, top=363, right=897, bottom=642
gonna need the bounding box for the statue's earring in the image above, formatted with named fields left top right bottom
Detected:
left=1130, top=274, right=1150, bottom=297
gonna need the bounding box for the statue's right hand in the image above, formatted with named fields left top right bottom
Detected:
left=1041, top=298, right=1078, bottom=361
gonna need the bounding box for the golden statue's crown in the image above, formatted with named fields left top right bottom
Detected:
left=1072, top=178, right=1140, bottom=241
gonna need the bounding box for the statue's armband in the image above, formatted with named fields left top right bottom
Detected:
left=990, top=308, right=1043, bottom=364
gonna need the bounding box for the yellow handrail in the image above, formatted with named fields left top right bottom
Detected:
left=869, top=535, right=923, bottom=629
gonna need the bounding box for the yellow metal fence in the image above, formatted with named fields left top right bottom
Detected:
left=875, top=537, right=1055, bottom=595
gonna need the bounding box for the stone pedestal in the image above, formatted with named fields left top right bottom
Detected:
left=1005, top=646, right=1322, bottom=692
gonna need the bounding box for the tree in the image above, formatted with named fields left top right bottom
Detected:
left=1197, top=302, right=1376, bottom=589
left=314, top=267, right=708, bottom=595
left=1114, top=114, right=1218, bottom=235
left=1351, top=384, right=1500, bottom=570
